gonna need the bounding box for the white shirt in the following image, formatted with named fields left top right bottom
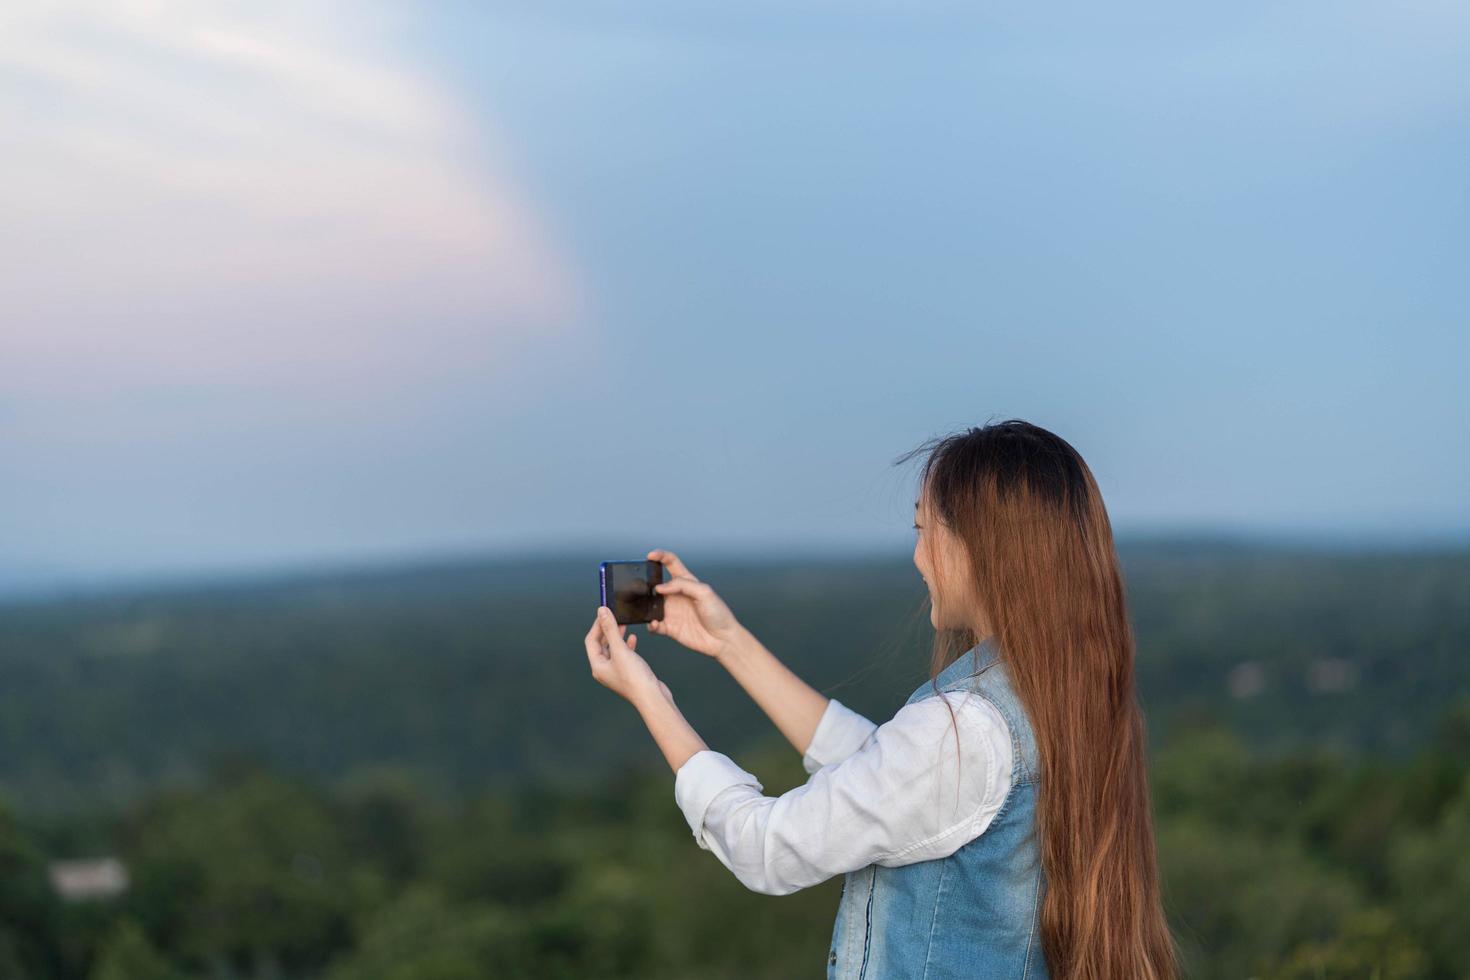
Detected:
left=673, top=693, right=1014, bottom=896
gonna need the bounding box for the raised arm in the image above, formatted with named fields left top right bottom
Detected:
left=644, top=548, right=875, bottom=760
left=674, top=689, right=1014, bottom=895
left=716, top=625, right=833, bottom=758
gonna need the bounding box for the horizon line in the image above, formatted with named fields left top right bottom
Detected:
left=2, top=522, right=1468, bottom=605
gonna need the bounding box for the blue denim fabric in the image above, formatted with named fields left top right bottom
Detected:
left=826, top=636, right=1049, bottom=979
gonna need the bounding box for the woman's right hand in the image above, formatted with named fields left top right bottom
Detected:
left=645, top=549, right=744, bottom=661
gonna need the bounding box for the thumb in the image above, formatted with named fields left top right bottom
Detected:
left=597, top=607, right=629, bottom=651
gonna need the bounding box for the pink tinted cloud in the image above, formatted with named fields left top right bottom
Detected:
left=0, top=0, right=589, bottom=398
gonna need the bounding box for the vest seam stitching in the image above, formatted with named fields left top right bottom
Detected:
left=1021, top=858, right=1043, bottom=979
left=858, top=865, right=877, bottom=979
left=846, top=867, right=868, bottom=974
left=920, top=856, right=950, bottom=980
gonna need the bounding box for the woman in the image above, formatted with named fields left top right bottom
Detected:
left=584, top=420, right=1177, bottom=979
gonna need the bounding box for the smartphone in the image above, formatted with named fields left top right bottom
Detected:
left=599, top=560, right=666, bottom=625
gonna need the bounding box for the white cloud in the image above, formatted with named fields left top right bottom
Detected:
left=0, top=0, right=586, bottom=393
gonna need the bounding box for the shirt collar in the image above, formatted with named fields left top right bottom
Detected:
left=930, top=633, right=1001, bottom=690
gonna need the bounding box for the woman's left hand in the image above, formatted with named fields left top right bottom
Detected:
left=585, top=606, right=671, bottom=707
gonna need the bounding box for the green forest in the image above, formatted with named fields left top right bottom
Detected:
left=0, top=540, right=1466, bottom=978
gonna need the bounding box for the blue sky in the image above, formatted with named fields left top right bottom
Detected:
left=1, top=1, right=1466, bottom=585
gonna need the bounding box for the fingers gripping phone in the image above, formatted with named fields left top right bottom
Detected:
left=599, top=560, right=666, bottom=625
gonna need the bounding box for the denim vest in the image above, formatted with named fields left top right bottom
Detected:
left=826, top=636, right=1050, bottom=979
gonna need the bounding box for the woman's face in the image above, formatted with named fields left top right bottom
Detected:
left=912, top=493, right=983, bottom=633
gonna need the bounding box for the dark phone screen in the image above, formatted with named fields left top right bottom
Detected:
left=602, top=560, right=665, bottom=625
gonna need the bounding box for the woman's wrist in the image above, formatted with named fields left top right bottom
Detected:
left=635, top=684, right=708, bottom=773
left=715, top=623, right=759, bottom=669
left=630, top=676, right=674, bottom=715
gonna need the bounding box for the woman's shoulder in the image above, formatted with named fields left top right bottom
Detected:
left=884, top=689, right=1014, bottom=778
left=903, top=684, right=1012, bottom=731
left=860, top=689, right=1016, bottom=865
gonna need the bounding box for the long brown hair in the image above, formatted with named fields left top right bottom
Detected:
left=896, top=419, right=1177, bottom=980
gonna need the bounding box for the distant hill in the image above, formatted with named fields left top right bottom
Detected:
left=0, top=542, right=1465, bottom=814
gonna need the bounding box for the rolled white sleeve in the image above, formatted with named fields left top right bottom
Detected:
left=673, top=750, right=765, bottom=851
left=801, top=698, right=879, bottom=775
left=672, top=691, right=1013, bottom=896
